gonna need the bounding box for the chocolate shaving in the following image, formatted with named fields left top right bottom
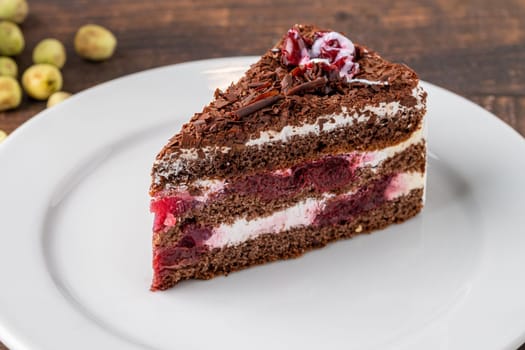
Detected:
left=255, top=81, right=272, bottom=91
left=285, top=76, right=328, bottom=96
left=196, top=148, right=205, bottom=159
left=248, top=89, right=279, bottom=104
left=248, top=81, right=269, bottom=89
left=318, top=117, right=328, bottom=131
left=223, top=92, right=238, bottom=102
left=214, top=99, right=233, bottom=108
left=240, top=92, right=257, bottom=106
left=281, top=74, right=293, bottom=92
left=234, top=94, right=284, bottom=118
left=261, top=71, right=277, bottom=80
left=290, top=67, right=303, bottom=77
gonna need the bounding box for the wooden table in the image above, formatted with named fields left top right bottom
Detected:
left=0, top=1, right=524, bottom=349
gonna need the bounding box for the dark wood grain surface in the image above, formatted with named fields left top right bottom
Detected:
left=0, top=1, right=524, bottom=349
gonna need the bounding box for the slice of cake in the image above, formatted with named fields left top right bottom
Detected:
left=150, top=24, right=427, bottom=290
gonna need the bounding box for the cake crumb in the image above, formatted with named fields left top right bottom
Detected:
left=355, top=225, right=363, bottom=233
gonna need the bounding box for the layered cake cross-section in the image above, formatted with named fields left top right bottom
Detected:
left=150, top=24, right=427, bottom=290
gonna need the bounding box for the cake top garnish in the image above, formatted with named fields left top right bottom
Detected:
left=281, top=26, right=359, bottom=81
left=156, top=24, right=421, bottom=156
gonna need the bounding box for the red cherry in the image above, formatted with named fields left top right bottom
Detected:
left=150, top=196, right=195, bottom=231
left=281, top=28, right=309, bottom=66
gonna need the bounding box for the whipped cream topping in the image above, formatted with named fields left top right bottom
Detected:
left=204, top=171, right=425, bottom=248
left=346, top=78, right=389, bottom=85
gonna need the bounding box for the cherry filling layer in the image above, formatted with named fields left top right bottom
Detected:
left=227, top=154, right=360, bottom=199
left=153, top=224, right=213, bottom=270
left=153, top=173, right=398, bottom=272
left=150, top=195, right=197, bottom=232
left=313, top=174, right=392, bottom=226
left=150, top=154, right=362, bottom=231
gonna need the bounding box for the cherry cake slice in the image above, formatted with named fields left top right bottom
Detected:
left=149, top=24, right=427, bottom=291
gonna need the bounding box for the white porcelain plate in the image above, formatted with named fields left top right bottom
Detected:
left=0, top=57, right=524, bottom=350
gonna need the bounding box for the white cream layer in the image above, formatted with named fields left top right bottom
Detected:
left=204, top=171, right=425, bottom=249
left=153, top=83, right=426, bottom=182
